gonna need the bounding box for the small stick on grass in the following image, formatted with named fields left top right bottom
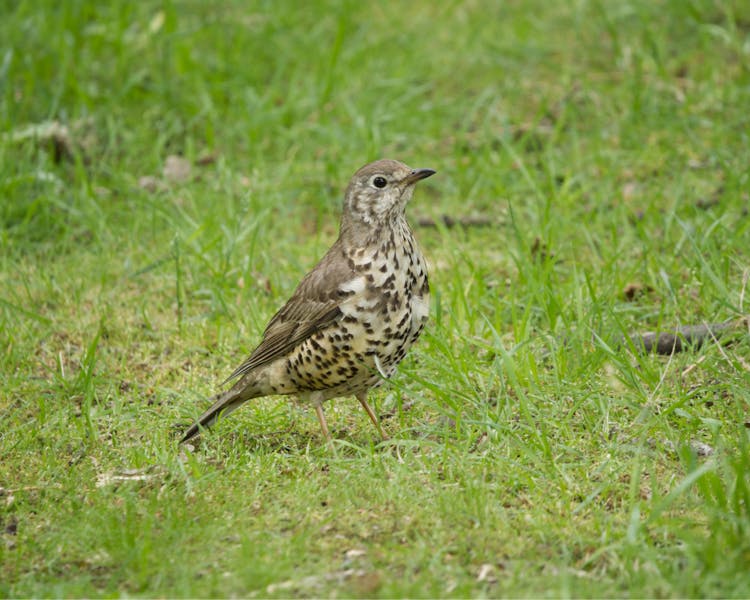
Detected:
left=416, top=215, right=495, bottom=228
left=626, top=318, right=749, bottom=355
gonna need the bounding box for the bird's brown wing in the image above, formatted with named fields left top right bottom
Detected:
left=222, top=240, right=355, bottom=384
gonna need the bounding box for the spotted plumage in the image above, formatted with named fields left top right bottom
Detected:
left=180, top=159, right=435, bottom=443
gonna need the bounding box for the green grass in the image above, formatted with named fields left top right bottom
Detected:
left=2, top=0, right=750, bottom=596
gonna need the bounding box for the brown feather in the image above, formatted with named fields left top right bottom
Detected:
left=222, top=238, right=358, bottom=384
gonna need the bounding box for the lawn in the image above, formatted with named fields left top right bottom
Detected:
left=1, top=0, right=750, bottom=597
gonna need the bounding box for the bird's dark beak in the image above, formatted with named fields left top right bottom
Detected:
left=403, top=168, right=436, bottom=185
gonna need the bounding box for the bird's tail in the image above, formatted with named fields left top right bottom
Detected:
left=180, top=385, right=255, bottom=443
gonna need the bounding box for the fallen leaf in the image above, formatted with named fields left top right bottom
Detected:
left=7, top=120, right=73, bottom=162
left=96, top=466, right=166, bottom=488
left=196, top=152, right=218, bottom=166
left=266, top=568, right=368, bottom=594
left=622, top=181, right=638, bottom=200
left=690, top=441, right=714, bottom=457
left=477, top=563, right=498, bottom=583
left=138, top=175, right=164, bottom=192
left=623, top=282, right=653, bottom=301
left=163, top=155, right=192, bottom=183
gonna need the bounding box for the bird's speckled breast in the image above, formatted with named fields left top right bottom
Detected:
left=284, top=219, right=429, bottom=399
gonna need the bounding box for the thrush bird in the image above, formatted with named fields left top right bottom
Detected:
left=180, top=159, right=435, bottom=443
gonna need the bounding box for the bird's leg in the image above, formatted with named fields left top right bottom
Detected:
left=314, top=402, right=331, bottom=441
left=356, top=392, right=388, bottom=440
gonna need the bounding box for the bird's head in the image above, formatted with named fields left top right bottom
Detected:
left=342, top=159, right=435, bottom=228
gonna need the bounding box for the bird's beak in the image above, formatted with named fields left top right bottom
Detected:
left=403, top=168, right=436, bottom=185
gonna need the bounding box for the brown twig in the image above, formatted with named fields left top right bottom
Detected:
left=626, top=318, right=748, bottom=355
left=416, top=215, right=495, bottom=228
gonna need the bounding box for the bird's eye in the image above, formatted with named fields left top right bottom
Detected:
left=372, top=176, right=387, bottom=189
